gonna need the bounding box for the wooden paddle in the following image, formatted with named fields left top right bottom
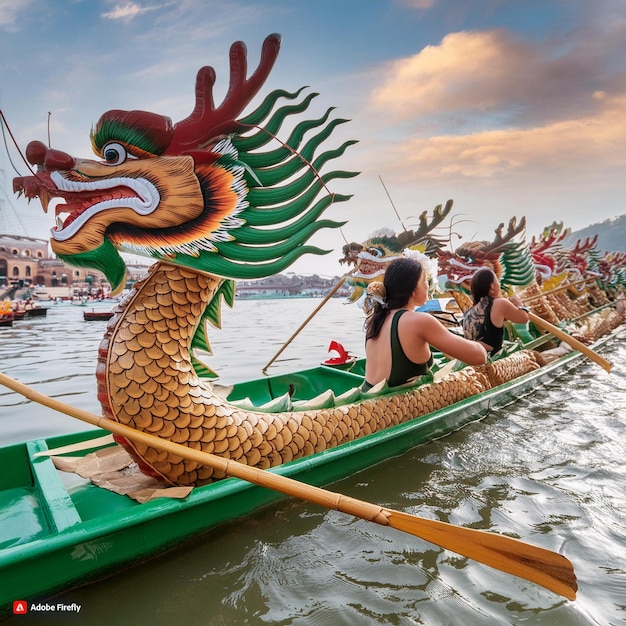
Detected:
left=0, top=370, right=577, bottom=600
left=526, top=311, right=611, bottom=373
left=262, top=267, right=356, bottom=373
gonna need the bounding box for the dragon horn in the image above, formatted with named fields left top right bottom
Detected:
left=166, top=33, right=282, bottom=153
left=481, top=216, right=527, bottom=255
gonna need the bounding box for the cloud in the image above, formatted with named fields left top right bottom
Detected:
left=383, top=93, right=626, bottom=186
left=393, top=0, right=436, bottom=9
left=101, top=2, right=154, bottom=21
left=369, top=27, right=624, bottom=128
left=0, top=0, right=32, bottom=30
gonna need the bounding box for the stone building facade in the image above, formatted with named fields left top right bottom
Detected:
left=0, top=234, right=109, bottom=293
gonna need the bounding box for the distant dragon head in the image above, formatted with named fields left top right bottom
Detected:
left=564, top=235, right=600, bottom=279
left=596, top=251, right=626, bottom=287
left=528, top=221, right=571, bottom=286
left=13, top=34, right=357, bottom=294
left=438, top=216, right=535, bottom=294
left=339, top=200, right=454, bottom=301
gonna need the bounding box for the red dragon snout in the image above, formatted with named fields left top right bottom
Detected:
left=24, top=140, right=75, bottom=171
left=13, top=141, right=76, bottom=213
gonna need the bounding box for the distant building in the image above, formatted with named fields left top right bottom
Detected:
left=235, top=273, right=344, bottom=298
left=0, top=233, right=109, bottom=294
left=1, top=233, right=343, bottom=299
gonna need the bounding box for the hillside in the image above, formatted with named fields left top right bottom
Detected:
left=563, top=214, right=626, bottom=253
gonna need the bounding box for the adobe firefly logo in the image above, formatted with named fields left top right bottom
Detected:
left=13, top=600, right=28, bottom=614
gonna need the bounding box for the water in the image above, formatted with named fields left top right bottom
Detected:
left=1, top=299, right=625, bottom=625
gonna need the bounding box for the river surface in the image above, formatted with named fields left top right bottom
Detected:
left=1, top=299, right=625, bottom=625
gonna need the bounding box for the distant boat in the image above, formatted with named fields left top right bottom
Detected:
left=83, top=309, right=114, bottom=321
left=32, top=288, right=51, bottom=301
left=0, top=312, right=13, bottom=327
left=12, top=305, right=48, bottom=320
left=24, top=306, right=48, bottom=318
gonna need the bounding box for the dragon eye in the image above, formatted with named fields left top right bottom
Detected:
left=102, top=142, right=128, bottom=165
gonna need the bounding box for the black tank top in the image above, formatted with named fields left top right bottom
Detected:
left=363, top=310, right=434, bottom=390
left=388, top=310, right=434, bottom=386
left=463, top=296, right=503, bottom=354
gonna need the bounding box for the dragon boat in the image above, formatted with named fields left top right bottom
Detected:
left=82, top=308, right=115, bottom=322
left=1, top=34, right=625, bottom=612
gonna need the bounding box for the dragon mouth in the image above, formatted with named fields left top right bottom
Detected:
left=352, top=251, right=403, bottom=279
left=439, top=258, right=483, bottom=285
left=13, top=171, right=160, bottom=242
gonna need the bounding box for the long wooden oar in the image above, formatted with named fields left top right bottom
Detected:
left=0, top=370, right=577, bottom=600
left=262, top=267, right=356, bottom=373
left=526, top=311, right=611, bottom=373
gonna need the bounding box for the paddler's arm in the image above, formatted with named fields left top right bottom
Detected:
left=416, top=312, right=488, bottom=366
left=491, top=295, right=530, bottom=326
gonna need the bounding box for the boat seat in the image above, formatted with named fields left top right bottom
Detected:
left=26, top=440, right=82, bottom=533
left=505, top=322, right=557, bottom=351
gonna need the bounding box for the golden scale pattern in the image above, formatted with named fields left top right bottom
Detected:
left=575, top=308, right=623, bottom=343
left=101, top=263, right=554, bottom=487
left=518, top=283, right=561, bottom=324
left=546, top=290, right=587, bottom=320
left=587, top=283, right=610, bottom=307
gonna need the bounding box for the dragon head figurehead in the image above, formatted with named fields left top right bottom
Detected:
left=528, top=221, right=573, bottom=288
left=596, top=251, right=626, bottom=288
left=13, top=34, right=357, bottom=294
left=438, top=216, right=535, bottom=294
left=339, top=200, right=454, bottom=302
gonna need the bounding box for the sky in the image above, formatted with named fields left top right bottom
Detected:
left=1, top=0, right=625, bottom=278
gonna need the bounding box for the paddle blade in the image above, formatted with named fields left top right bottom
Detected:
left=386, top=509, right=577, bottom=600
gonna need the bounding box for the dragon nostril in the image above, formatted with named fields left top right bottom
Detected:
left=44, top=148, right=75, bottom=171
left=25, top=140, right=48, bottom=166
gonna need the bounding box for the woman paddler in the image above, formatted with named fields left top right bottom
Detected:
left=463, top=268, right=530, bottom=355
left=361, top=257, right=488, bottom=391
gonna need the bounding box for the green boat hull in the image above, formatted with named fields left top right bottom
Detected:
left=0, top=325, right=622, bottom=613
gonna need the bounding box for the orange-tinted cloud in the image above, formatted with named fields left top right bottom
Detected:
left=361, top=25, right=626, bottom=189
left=386, top=93, right=626, bottom=184
left=369, top=27, right=621, bottom=126
left=371, top=30, right=522, bottom=119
